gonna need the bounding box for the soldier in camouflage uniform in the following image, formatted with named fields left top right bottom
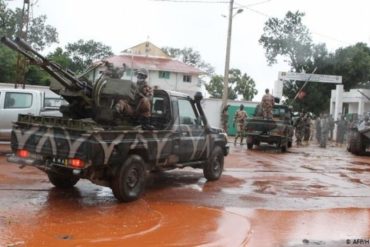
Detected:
left=261, top=88, right=275, bottom=119
left=233, top=104, right=248, bottom=145
left=114, top=68, right=153, bottom=129
left=294, top=112, right=305, bottom=146
left=320, top=114, right=330, bottom=148
left=220, top=105, right=230, bottom=133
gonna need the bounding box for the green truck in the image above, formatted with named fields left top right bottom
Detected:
left=244, top=104, right=294, bottom=152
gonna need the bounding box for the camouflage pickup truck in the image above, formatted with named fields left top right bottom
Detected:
left=245, top=104, right=293, bottom=152
left=7, top=90, right=229, bottom=202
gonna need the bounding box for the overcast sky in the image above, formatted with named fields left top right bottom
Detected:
left=8, top=0, right=370, bottom=100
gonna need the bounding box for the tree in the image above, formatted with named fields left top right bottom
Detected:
left=259, top=11, right=313, bottom=71
left=65, top=39, right=113, bottom=73
left=205, top=69, right=257, bottom=100
left=0, top=0, right=58, bottom=84
left=205, top=75, right=237, bottom=99
left=162, top=47, right=214, bottom=74
left=233, top=72, right=258, bottom=101
left=332, top=43, right=370, bottom=90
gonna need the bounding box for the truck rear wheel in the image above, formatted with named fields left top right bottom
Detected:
left=111, top=155, right=147, bottom=202
left=349, top=131, right=364, bottom=155
left=203, top=146, right=224, bottom=181
left=47, top=171, right=79, bottom=189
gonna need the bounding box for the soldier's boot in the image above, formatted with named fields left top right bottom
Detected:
left=234, top=137, right=237, bottom=145
left=240, top=137, right=244, bottom=145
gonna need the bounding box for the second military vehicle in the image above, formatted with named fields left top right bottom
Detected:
left=347, top=114, right=370, bottom=155
left=2, top=37, right=229, bottom=202
left=244, top=104, right=294, bottom=152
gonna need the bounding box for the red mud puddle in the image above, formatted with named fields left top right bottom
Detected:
left=226, top=207, right=370, bottom=247
left=1, top=200, right=251, bottom=247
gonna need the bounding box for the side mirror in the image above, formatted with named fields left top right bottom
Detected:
left=194, top=91, right=203, bottom=102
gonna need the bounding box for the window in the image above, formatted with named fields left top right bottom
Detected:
left=126, top=69, right=132, bottom=77
left=158, top=71, right=170, bottom=79
left=4, top=92, right=32, bottom=109
left=178, top=99, right=198, bottom=125
left=183, top=75, right=192, bottom=83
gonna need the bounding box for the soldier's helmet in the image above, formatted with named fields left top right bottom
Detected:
left=137, top=68, right=148, bottom=80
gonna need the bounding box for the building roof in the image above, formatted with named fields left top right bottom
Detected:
left=122, top=41, right=170, bottom=58
left=105, top=55, right=204, bottom=75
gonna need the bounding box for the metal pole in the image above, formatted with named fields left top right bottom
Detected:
left=221, top=0, right=234, bottom=109
left=291, top=67, right=317, bottom=104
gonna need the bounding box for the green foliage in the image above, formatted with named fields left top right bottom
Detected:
left=332, top=43, right=370, bottom=90
left=205, top=69, right=257, bottom=100
left=228, top=69, right=258, bottom=100
left=259, top=10, right=312, bottom=71
left=162, top=46, right=214, bottom=74
left=0, top=46, right=16, bottom=82
left=65, top=39, right=113, bottom=73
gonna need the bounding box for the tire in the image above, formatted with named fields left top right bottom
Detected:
left=349, top=131, right=364, bottom=155
left=203, top=146, right=224, bottom=181
left=247, top=143, right=253, bottom=149
left=287, top=141, right=292, bottom=148
left=281, top=143, right=287, bottom=152
left=47, top=171, right=79, bottom=189
left=246, top=136, right=253, bottom=149
left=111, top=155, right=147, bottom=202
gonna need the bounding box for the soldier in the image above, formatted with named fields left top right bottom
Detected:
left=220, top=105, right=230, bottom=133
left=303, top=113, right=311, bottom=145
left=261, top=88, right=275, bottom=119
left=320, top=114, right=329, bottom=148
left=233, top=104, right=248, bottom=145
left=335, top=115, right=347, bottom=147
left=328, top=114, right=335, bottom=141
left=135, top=69, right=153, bottom=130
left=294, top=112, right=305, bottom=146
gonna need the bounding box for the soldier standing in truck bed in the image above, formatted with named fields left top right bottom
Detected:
left=261, top=88, right=275, bottom=119
left=233, top=104, right=248, bottom=145
left=135, top=68, right=153, bottom=129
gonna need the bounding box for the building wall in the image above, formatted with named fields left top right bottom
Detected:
left=122, top=70, right=201, bottom=96
left=330, top=88, right=370, bottom=117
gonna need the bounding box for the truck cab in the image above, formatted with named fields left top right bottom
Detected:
left=0, top=87, right=63, bottom=141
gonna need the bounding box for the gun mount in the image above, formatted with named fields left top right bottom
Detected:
left=1, top=37, right=137, bottom=122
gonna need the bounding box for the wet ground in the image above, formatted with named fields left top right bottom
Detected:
left=1, top=141, right=370, bottom=247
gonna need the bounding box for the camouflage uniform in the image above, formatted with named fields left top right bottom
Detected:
left=234, top=106, right=247, bottom=145
left=320, top=115, right=329, bottom=148
left=261, top=92, right=274, bottom=119
left=294, top=114, right=305, bottom=146
left=220, top=105, right=229, bottom=133
left=303, top=114, right=311, bottom=143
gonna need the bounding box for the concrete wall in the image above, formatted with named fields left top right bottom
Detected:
left=201, top=98, right=258, bottom=131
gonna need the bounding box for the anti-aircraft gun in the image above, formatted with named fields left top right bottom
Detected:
left=0, top=37, right=137, bottom=123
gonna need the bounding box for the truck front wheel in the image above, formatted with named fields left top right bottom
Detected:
left=111, top=155, right=147, bottom=202
left=203, top=146, right=224, bottom=181
left=47, top=171, right=79, bottom=189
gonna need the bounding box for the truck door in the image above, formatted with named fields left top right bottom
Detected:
left=0, top=91, right=36, bottom=140
left=177, top=98, right=207, bottom=162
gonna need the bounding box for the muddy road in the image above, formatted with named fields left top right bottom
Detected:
left=1, top=142, right=370, bottom=247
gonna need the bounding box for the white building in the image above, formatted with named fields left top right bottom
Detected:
left=330, top=85, right=370, bottom=120
left=103, top=41, right=204, bottom=96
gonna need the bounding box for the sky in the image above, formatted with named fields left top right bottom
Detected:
left=7, top=0, right=370, bottom=101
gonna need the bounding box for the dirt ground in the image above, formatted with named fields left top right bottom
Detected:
left=1, top=140, right=370, bottom=247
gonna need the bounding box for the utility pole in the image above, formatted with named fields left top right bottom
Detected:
left=15, top=0, right=31, bottom=89
left=221, top=0, right=234, bottom=110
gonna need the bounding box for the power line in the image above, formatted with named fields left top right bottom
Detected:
left=235, top=1, right=352, bottom=46
left=150, top=0, right=229, bottom=3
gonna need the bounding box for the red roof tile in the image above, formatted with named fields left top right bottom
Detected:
left=105, top=55, right=204, bottom=75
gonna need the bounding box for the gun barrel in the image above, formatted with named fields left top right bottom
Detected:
left=1, top=36, right=75, bottom=89
left=15, top=37, right=93, bottom=92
